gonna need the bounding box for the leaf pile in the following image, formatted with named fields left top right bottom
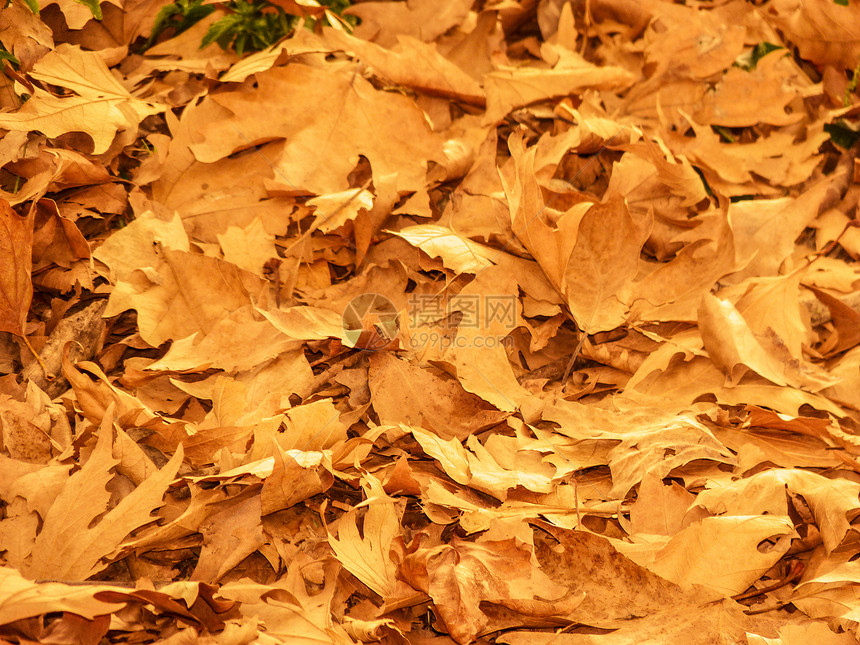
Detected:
left=2, top=0, right=860, bottom=643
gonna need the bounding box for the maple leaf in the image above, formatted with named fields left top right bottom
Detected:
left=327, top=473, right=407, bottom=601
left=766, top=0, right=860, bottom=69
left=24, top=408, right=184, bottom=581
left=4, top=0, right=860, bottom=640
left=187, top=62, right=444, bottom=202
left=0, top=45, right=164, bottom=154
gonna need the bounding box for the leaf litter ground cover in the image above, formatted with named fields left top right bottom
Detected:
left=2, top=0, right=860, bottom=643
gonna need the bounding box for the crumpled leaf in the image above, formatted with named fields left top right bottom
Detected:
left=401, top=536, right=583, bottom=644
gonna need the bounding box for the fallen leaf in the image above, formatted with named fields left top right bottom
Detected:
left=0, top=199, right=32, bottom=336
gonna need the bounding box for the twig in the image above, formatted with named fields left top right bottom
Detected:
left=561, top=331, right=588, bottom=386
left=20, top=333, right=53, bottom=381
left=731, top=560, right=804, bottom=603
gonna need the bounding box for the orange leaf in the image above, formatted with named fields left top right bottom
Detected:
left=0, top=199, right=32, bottom=336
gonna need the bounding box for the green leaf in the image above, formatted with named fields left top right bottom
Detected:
left=201, top=14, right=240, bottom=49
left=201, top=0, right=296, bottom=53
left=140, top=0, right=215, bottom=52
left=74, top=0, right=102, bottom=20
left=711, top=125, right=735, bottom=143
left=825, top=121, right=860, bottom=149
left=734, top=42, right=783, bottom=71
left=0, top=51, right=20, bottom=67
left=0, top=45, right=20, bottom=68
